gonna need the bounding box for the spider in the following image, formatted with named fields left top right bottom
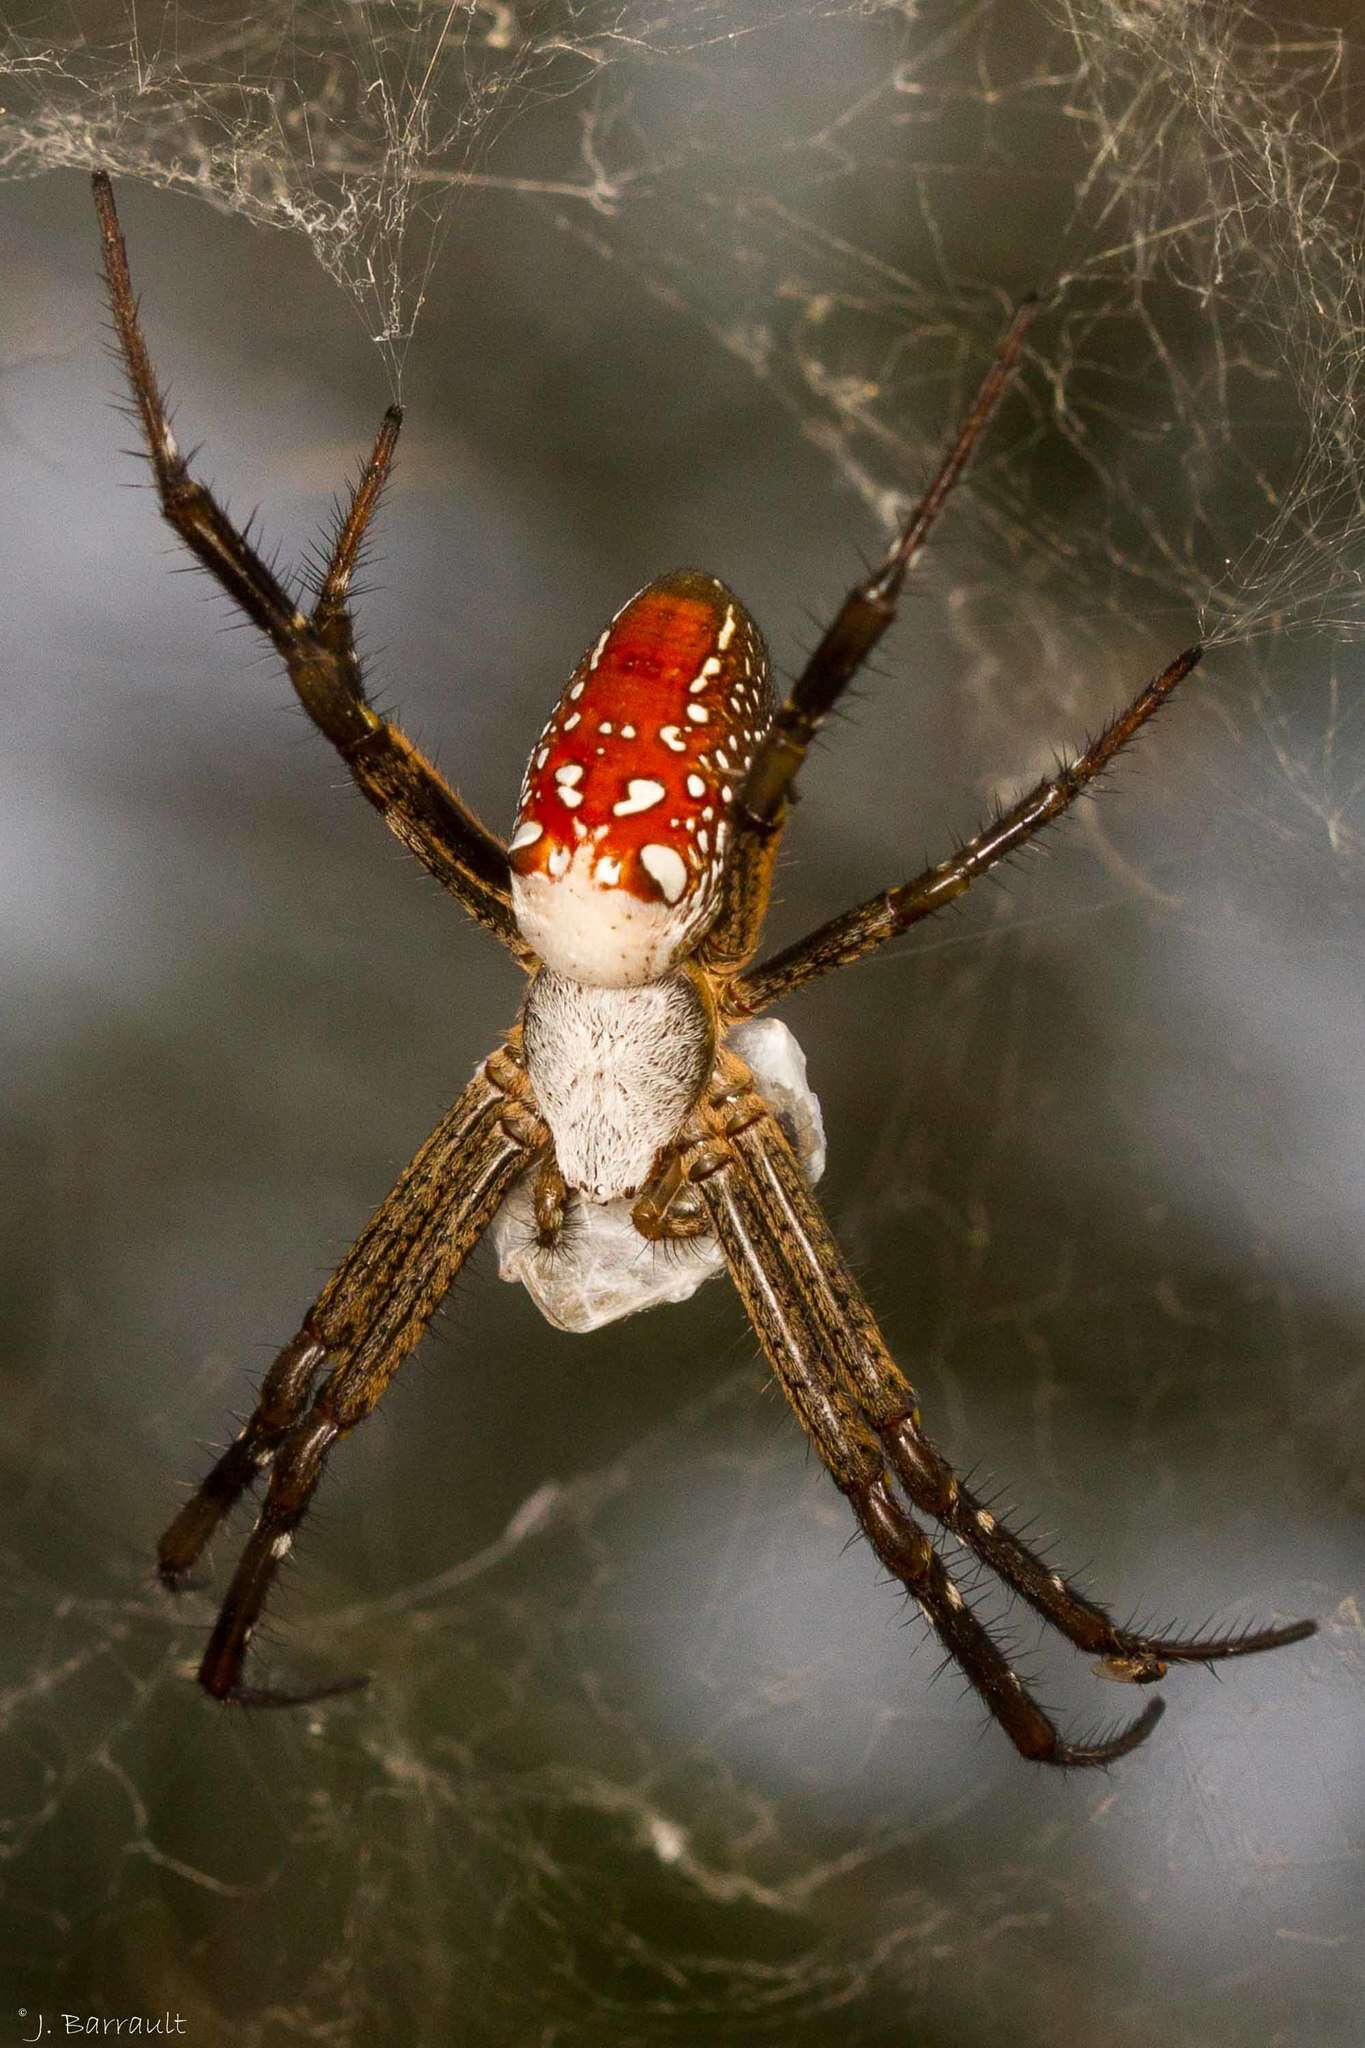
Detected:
left=92, top=172, right=1315, bottom=1767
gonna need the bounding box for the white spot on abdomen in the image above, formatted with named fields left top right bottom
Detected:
left=640, top=844, right=688, bottom=904
left=613, top=778, right=666, bottom=816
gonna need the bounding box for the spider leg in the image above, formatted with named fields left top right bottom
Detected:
left=92, top=172, right=524, bottom=954
left=733, top=643, right=1201, bottom=1014
left=857, top=1477, right=1163, bottom=1767
left=157, top=1066, right=514, bottom=1588
left=681, top=1055, right=1312, bottom=1766
left=732, top=1087, right=1316, bottom=1679
left=157, top=1330, right=327, bottom=1592
left=310, top=404, right=401, bottom=643
left=703, top=299, right=1037, bottom=975
left=159, top=1048, right=548, bottom=1704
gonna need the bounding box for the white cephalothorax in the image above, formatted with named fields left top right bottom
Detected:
left=518, top=968, right=715, bottom=1202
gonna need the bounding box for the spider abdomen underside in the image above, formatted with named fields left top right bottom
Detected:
left=520, top=968, right=715, bottom=1201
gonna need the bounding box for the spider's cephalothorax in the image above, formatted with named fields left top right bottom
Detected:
left=94, top=172, right=1315, bottom=1764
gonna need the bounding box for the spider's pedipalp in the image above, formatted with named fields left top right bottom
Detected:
left=494, top=1012, right=825, bottom=1332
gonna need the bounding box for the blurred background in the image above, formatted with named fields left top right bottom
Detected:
left=1, top=2, right=1362, bottom=2042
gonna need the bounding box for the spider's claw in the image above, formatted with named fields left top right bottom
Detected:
left=219, top=1673, right=371, bottom=1711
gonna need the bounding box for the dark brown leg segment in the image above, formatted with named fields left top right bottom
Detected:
left=92, top=172, right=522, bottom=950
left=738, top=1100, right=1314, bottom=1677
left=734, top=643, right=1201, bottom=1014
left=703, top=300, right=1038, bottom=977
left=856, top=1476, right=1163, bottom=1765
left=157, top=1333, right=327, bottom=1590
left=156, top=1075, right=506, bottom=1589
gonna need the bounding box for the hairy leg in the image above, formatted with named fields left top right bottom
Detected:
left=664, top=1056, right=1312, bottom=1765
left=732, top=643, right=1200, bottom=1014
left=93, top=172, right=523, bottom=951
left=703, top=300, right=1037, bottom=976
left=730, top=1085, right=1314, bottom=1677
left=158, top=1050, right=548, bottom=1702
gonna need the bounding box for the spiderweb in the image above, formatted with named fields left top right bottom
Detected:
left=2, top=2, right=1363, bottom=2043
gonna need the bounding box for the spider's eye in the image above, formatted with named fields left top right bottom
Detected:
left=508, top=569, right=773, bottom=985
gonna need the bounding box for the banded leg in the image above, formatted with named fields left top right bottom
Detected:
left=691, top=1079, right=1157, bottom=1766
left=680, top=1059, right=1314, bottom=1765
left=703, top=299, right=1038, bottom=975
left=729, top=1083, right=1315, bottom=1678
left=160, top=1052, right=549, bottom=1703
left=92, top=172, right=523, bottom=952
left=157, top=1331, right=327, bottom=1591
left=157, top=1069, right=514, bottom=1588
left=732, top=642, right=1202, bottom=1014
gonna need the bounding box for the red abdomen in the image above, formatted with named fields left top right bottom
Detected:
left=508, top=571, right=771, bottom=983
